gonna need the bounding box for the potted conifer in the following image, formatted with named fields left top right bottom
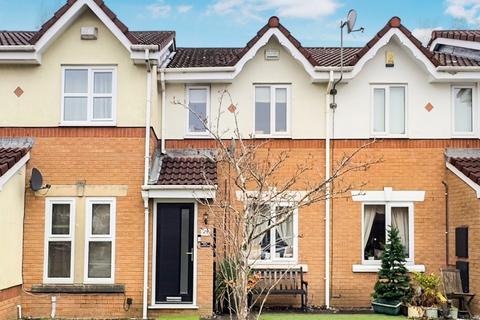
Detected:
left=372, top=227, right=411, bottom=315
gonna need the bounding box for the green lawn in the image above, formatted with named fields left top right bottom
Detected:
left=157, top=314, right=406, bottom=320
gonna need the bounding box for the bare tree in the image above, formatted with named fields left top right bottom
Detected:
left=174, top=90, right=380, bottom=320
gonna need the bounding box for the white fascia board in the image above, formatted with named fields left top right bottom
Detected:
left=146, top=188, right=216, bottom=199
left=446, top=161, right=480, bottom=198
left=131, top=40, right=174, bottom=65
left=0, top=51, right=41, bottom=64
left=430, top=38, right=480, bottom=52
left=35, top=0, right=132, bottom=56
left=0, top=152, right=30, bottom=191
left=351, top=187, right=425, bottom=202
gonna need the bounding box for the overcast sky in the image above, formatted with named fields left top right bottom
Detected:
left=0, top=0, right=478, bottom=47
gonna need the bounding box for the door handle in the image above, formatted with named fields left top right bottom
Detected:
left=186, top=251, right=193, bottom=262
left=186, top=252, right=193, bottom=255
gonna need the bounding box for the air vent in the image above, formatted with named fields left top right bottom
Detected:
left=80, top=27, right=98, bottom=40
left=265, top=48, right=280, bottom=60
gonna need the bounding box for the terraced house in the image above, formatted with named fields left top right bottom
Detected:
left=2, top=0, right=480, bottom=319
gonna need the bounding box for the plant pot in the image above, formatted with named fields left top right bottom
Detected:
left=424, top=307, right=438, bottom=319
left=408, top=306, right=424, bottom=319
left=371, top=300, right=402, bottom=315
left=450, top=307, right=458, bottom=319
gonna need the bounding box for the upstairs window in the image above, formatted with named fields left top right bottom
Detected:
left=187, top=86, right=209, bottom=135
left=62, top=67, right=116, bottom=125
left=453, top=86, right=474, bottom=135
left=372, top=85, right=406, bottom=136
left=255, top=85, right=290, bottom=136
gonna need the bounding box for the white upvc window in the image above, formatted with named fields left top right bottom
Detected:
left=362, top=202, right=414, bottom=265
left=249, top=203, right=298, bottom=264
left=186, top=86, right=210, bottom=135
left=61, top=66, right=117, bottom=126
left=452, top=86, right=475, bottom=136
left=84, top=198, right=116, bottom=284
left=371, top=85, right=407, bottom=137
left=254, top=85, right=290, bottom=137
left=44, top=198, right=75, bottom=284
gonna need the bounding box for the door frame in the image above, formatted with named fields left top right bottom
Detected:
left=150, top=199, right=198, bottom=309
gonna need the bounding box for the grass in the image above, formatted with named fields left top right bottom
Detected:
left=157, top=314, right=406, bottom=320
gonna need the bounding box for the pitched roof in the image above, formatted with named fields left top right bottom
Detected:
left=434, top=52, right=480, bottom=67
left=305, top=47, right=362, bottom=67
left=168, top=48, right=243, bottom=68
left=449, top=157, right=480, bottom=186
left=429, top=30, right=480, bottom=47
left=155, top=152, right=217, bottom=186
left=0, top=0, right=174, bottom=49
left=0, top=138, right=33, bottom=178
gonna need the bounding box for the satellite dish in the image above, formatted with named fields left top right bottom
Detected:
left=346, top=9, right=357, bottom=33
left=30, top=168, right=43, bottom=191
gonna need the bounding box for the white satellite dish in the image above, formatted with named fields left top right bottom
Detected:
left=346, top=9, right=357, bottom=33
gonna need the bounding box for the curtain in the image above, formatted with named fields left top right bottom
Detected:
left=250, top=205, right=271, bottom=261
left=94, top=72, right=112, bottom=94
left=276, top=212, right=293, bottom=258
left=373, top=88, right=385, bottom=132
left=363, top=206, right=377, bottom=250
left=64, top=97, right=87, bottom=121
left=93, top=97, right=112, bottom=119
left=455, top=88, right=473, bottom=132
left=65, top=69, right=88, bottom=93
left=389, top=87, right=405, bottom=134
left=255, top=87, right=271, bottom=134
left=392, top=207, right=409, bottom=257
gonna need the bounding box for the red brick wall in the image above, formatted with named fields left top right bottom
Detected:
left=0, top=285, right=21, bottom=320
left=446, top=170, right=480, bottom=314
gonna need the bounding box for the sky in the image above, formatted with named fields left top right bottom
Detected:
left=0, top=0, right=478, bottom=48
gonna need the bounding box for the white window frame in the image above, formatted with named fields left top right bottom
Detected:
left=361, top=202, right=414, bottom=266
left=43, top=198, right=76, bottom=284
left=371, top=84, right=408, bottom=138
left=185, top=85, right=210, bottom=137
left=253, top=84, right=291, bottom=138
left=84, top=197, right=116, bottom=284
left=248, top=202, right=298, bottom=266
left=452, top=85, right=476, bottom=137
left=61, top=66, right=117, bottom=126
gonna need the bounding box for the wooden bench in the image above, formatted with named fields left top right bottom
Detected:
left=251, top=267, right=308, bottom=309
left=441, top=268, right=475, bottom=318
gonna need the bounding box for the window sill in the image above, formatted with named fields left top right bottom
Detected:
left=250, top=263, right=308, bottom=272
left=183, top=133, right=211, bottom=139
left=31, top=284, right=125, bottom=294
left=59, top=122, right=117, bottom=127
left=352, top=264, right=425, bottom=273
left=148, top=304, right=198, bottom=310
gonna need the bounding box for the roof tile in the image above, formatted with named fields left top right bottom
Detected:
left=0, top=147, right=29, bottom=178
left=157, top=155, right=217, bottom=186
left=450, top=157, right=480, bottom=185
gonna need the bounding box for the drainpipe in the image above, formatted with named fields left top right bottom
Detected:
left=442, top=180, right=449, bottom=266
left=325, top=70, right=334, bottom=309
left=160, top=71, right=166, bottom=154
left=142, top=48, right=153, bottom=320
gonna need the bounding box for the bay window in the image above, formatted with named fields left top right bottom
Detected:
left=250, top=204, right=298, bottom=263
left=44, top=198, right=75, bottom=284
left=363, top=203, right=413, bottom=264
left=372, top=85, right=406, bottom=136
left=453, top=86, right=474, bottom=135
left=254, top=85, right=290, bottom=136
left=62, top=67, right=116, bottom=125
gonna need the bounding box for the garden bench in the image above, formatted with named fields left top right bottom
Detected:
left=251, top=267, right=308, bottom=309
left=441, top=268, right=475, bottom=318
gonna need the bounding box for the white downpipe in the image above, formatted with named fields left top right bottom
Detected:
left=325, top=70, right=334, bottom=309
left=142, top=49, right=152, bottom=320
left=160, top=71, right=166, bottom=154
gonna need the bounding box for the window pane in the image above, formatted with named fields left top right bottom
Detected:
left=51, top=204, right=70, bottom=235
left=64, top=97, right=87, bottom=121
left=390, top=87, right=405, bottom=134
left=275, top=207, right=294, bottom=259
left=454, top=88, right=473, bottom=132
left=188, top=89, right=207, bottom=132
left=88, top=241, right=112, bottom=278
left=93, top=97, right=112, bottom=119
left=275, top=88, right=287, bottom=132
left=255, top=87, right=271, bottom=134
left=92, top=204, right=111, bottom=235
left=249, top=204, right=272, bottom=261
left=392, top=207, right=410, bottom=258
left=48, top=241, right=71, bottom=278
left=94, top=72, right=112, bottom=94
left=65, top=69, right=88, bottom=93
left=373, top=88, right=385, bottom=132
left=363, top=205, right=386, bottom=261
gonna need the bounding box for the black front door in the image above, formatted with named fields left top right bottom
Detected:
left=155, top=203, right=194, bottom=304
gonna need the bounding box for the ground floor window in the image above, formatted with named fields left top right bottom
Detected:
left=363, top=203, right=413, bottom=263
left=250, top=204, right=298, bottom=263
